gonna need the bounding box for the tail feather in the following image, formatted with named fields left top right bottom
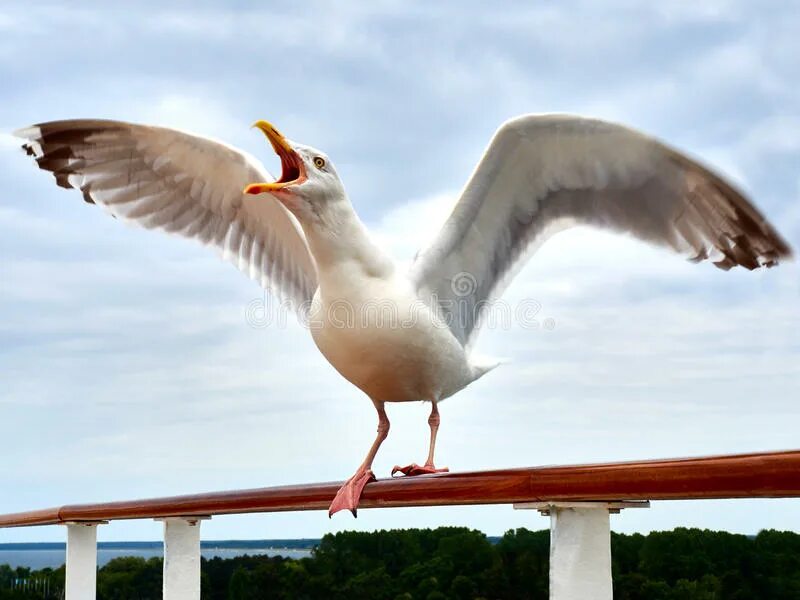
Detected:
left=469, top=355, right=505, bottom=381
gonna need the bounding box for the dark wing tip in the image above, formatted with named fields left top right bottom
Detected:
left=14, top=120, right=130, bottom=205
left=672, top=151, right=793, bottom=271
left=721, top=191, right=793, bottom=270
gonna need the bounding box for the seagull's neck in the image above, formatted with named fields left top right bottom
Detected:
left=300, top=195, right=394, bottom=288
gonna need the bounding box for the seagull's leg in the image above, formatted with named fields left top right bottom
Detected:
left=392, top=401, right=449, bottom=477
left=329, top=400, right=389, bottom=518
left=424, top=401, right=443, bottom=468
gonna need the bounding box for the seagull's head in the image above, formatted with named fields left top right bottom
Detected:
left=244, top=120, right=345, bottom=223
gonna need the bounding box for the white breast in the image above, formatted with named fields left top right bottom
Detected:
left=308, top=275, right=475, bottom=403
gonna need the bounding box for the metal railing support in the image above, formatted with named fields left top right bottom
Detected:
left=64, top=521, right=105, bottom=600
left=516, top=501, right=649, bottom=600
left=159, top=517, right=209, bottom=600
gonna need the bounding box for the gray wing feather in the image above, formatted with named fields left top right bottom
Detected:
left=411, top=114, right=791, bottom=347
left=15, top=119, right=318, bottom=312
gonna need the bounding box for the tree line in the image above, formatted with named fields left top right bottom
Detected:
left=1, top=526, right=798, bottom=599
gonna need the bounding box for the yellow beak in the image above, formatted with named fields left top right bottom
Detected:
left=244, top=120, right=306, bottom=195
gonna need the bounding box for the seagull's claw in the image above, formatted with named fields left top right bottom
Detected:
left=329, top=469, right=376, bottom=518
left=391, top=463, right=449, bottom=477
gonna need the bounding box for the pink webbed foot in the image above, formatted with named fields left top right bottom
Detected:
left=329, top=469, right=376, bottom=518
left=391, top=463, right=449, bottom=477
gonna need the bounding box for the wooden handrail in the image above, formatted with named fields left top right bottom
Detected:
left=1, top=449, right=798, bottom=528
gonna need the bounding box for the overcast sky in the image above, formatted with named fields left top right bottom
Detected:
left=1, top=1, right=798, bottom=544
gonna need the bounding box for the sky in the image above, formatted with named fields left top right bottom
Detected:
left=0, top=1, right=798, bottom=544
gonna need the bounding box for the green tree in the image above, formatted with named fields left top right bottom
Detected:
left=3, top=526, right=800, bottom=599
left=97, top=556, right=161, bottom=600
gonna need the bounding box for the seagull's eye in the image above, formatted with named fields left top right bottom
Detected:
left=313, top=156, right=326, bottom=169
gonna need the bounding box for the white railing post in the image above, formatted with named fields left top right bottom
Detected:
left=159, top=517, right=209, bottom=600
left=515, top=501, right=649, bottom=600
left=64, top=521, right=105, bottom=600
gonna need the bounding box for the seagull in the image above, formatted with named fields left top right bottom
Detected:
left=14, top=114, right=791, bottom=516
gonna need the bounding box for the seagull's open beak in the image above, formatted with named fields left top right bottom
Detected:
left=244, top=120, right=307, bottom=195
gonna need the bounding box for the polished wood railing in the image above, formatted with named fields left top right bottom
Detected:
left=1, top=449, right=798, bottom=527
left=1, top=449, right=798, bottom=600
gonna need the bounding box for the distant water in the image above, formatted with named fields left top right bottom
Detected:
left=0, top=542, right=315, bottom=570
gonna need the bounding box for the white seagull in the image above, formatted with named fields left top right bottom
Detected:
left=14, top=115, right=791, bottom=516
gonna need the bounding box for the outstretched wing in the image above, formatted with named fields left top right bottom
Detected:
left=410, top=114, right=791, bottom=348
left=15, top=119, right=318, bottom=311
